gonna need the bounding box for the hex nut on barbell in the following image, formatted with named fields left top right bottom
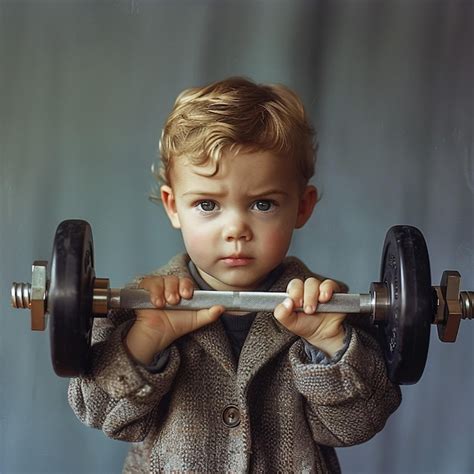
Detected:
left=31, top=261, right=48, bottom=331
left=433, top=286, right=445, bottom=326
left=437, top=270, right=462, bottom=343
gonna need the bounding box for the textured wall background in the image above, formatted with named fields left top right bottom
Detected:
left=1, top=1, right=473, bottom=472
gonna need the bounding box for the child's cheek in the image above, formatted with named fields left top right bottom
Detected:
left=263, top=225, right=292, bottom=260
left=182, top=225, right=213, bottom=261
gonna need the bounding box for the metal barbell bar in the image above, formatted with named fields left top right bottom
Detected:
left=12, top=274, right=473, bottom=334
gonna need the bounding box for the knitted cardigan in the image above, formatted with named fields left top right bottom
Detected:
left=68, top=254, right=401, bottom=473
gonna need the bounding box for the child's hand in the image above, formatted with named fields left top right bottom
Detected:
left=125, top=276, right=225, bottom=365
left=273, top=278, right=347, bottom=358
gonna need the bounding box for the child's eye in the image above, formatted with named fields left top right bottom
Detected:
left=196, top=200, right=218, bottom=212
left=252, top=200, right=276, bottom=212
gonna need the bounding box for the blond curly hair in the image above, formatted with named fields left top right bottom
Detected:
left=151, top=77, right=316, bottom=199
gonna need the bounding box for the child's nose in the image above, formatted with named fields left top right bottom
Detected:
left=222, top=214, right=252, bottom=242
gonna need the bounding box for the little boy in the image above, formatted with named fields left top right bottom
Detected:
left=68, top=77, right=401, bottom=473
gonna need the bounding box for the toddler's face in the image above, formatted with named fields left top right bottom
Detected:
left=161, top=150, right=316, bottom=291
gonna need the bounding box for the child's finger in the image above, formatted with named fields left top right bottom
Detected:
left=303, top=277, right=320, bottom=314
left=139, top=277, right=165, bottom=307
left=179, top=277, right=194, bottom=299
left=138, top=276, right=164, bottom=291
left=318, top=279, right=340, bottom=303
left=287, top=279, right=304, bottom=308
left=164, top=276, right=180, bottom=304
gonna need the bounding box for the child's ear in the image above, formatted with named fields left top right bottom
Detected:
left=295, top=185, right=318, bottom=229
left=160, top=185, right=181, bottom=229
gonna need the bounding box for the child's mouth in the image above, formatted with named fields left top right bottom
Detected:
left=221, top=257, right=253, bottom=267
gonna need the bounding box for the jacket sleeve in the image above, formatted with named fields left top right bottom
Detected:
left=68, top=308, right=180, bottom=442
left=289, top=325, right=401, bottom=447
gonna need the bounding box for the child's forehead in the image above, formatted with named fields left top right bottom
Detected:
left=171, top=150, right=299, bottom=194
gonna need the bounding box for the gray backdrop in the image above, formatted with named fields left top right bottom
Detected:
left=1, top=1, right=473, bottom=473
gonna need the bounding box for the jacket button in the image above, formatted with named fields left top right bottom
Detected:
left=222, top=405, right=240, bottom=427
left=135, top=384, right=152, bottom=398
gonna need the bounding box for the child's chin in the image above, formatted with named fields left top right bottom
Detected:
left=218, top=272, right=267, bottom=290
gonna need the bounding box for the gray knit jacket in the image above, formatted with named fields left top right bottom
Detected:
left=68, top=254, right=401, bottom=473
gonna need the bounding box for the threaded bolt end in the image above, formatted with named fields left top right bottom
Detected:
left=460, top=291, right=473, bottom=320
left=11, top=282, right=31, bottom=309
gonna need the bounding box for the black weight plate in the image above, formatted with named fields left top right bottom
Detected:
left=48, top=220, right=95, bottom=377
left=378, top=226, right=433, bottom=385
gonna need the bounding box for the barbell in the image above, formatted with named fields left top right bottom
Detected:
left=11, top=220, right=473, bottom=384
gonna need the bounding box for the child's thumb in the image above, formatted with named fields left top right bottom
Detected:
left=195, top=305, right=225, bottom=327
left=273, top=297, right=295, bottom=327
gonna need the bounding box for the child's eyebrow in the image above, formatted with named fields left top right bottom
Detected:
left=248, top=190, right=289, bottom=198
left=181, top=189, right=289, bottom=198
left=181, top=191, right=224, bottom=198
